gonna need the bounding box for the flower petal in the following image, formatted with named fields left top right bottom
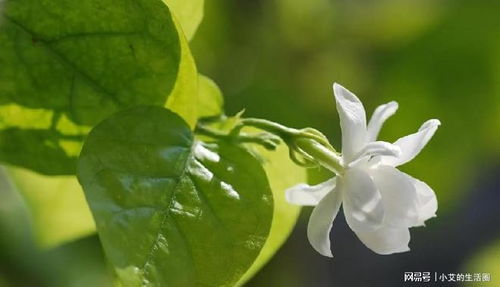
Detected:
left=285, top=178, right=336, bottom=206
left=351, top=141, right=401, bottom=165
left=355, top=225, right=410, bottom=255
left=381, top=119, right=441, bottom=167
left=342, top=168, right=384, bottom=232
left=333, top=83, right=367, bottom=163
left=401, top=173, right=438, bottom=226
left=367, top=101, right=398, bottom=142
left=371, top=166, right=420, bottom=227
left=307, top=185, right=343, bottom=257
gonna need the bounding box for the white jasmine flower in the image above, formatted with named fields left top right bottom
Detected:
left=286, top=83, right=440, bottom=257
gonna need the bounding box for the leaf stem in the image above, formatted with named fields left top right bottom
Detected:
left=195, top=123, right=281, bottom=150
left=236, top=118, right=335, bottom=151
left=197, top=117, right=343, bottom=172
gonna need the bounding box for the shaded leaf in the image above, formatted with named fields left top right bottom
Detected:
left=196, top=118, right=305, bottom=284
left=238, top=128, right=305, bottom=285
left=78, top=106, right=273, bottom=286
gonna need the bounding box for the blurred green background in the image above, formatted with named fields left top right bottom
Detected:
left=1, top=0, right=500, bottom=286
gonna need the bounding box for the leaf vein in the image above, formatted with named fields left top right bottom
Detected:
left=139, top=143, right=195, bottom=284
left=3, top=15, right=124, bottom=107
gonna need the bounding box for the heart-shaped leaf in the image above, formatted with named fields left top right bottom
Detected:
left=78, top=106, right=273, bottom=286
left=0, top=0, right=198, bottom=175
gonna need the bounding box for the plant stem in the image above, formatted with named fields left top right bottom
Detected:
left=195, top=123, right=281, bottom=150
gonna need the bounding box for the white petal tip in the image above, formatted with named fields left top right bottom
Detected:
left=387, top=246, right=411, bottom=255
left=333, top=83, right=358, bottom=102
left=314, top=247, right=333, bottom=257
left=383, top=101, right=399, bottom=112
left=371, top=246, right=411, bottom=255
left=420, top=119, right=441, bottom=131
left=308, top=232, right=335, bottom=257
left=284, top=189, right=305, bottom=206
left=284, top=191, right=295, bottom=205
left=284, top=185, right=307, bottom=205
left=333, top=82, right=342, bottom=90
left=333, top=83, right=346, bottom=97
left=388, top=101, right=399, bottom=108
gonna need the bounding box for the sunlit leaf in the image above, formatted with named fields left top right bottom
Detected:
left=0, top=0, right=198, bottom=175
left=197, top=74, right=223, bottom=118
left=164, top=15, right=198, bottom=129
left=5, top=166, right=95, bottom=248
left=78, top=106, right=273, bottom=286
left=163, top=0, right=204, bottom=41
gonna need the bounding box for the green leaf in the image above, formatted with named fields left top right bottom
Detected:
left=197, top=74, right=224, bottom=118
left=77, top=106, right=273, bottom=286
left=196, top=116, right=306, bottom=284
left=164, top=16, right=199, bottom=129
left=162, top=0, right=204, bottom=41
left=5, top=166, right=95, bottom=248
left=0, top=0, right=198, bottom=175
left=237, top=128, right=305, bottom=285
left=196, top=116, right=305, bottom=284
